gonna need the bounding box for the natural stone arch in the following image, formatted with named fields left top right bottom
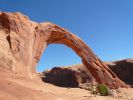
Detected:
left=0, top=12, right=127, bottom=88
left=32, top=23, right=126, bottom=88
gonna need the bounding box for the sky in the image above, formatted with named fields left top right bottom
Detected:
left=0, top=0, right=133, bottom=72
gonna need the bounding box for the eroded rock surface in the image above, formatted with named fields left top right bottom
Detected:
left=0, top=12, right=127, bottom=88
left=42, top=64, right=94, bottom=87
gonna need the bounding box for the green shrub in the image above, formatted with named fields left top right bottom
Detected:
left=97, top=84, right=109, bottom=96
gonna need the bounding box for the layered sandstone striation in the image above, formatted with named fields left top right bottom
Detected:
left=0, top=12, right=127, bottom=88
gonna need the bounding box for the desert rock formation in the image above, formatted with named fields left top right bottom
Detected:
left=42, top=59, right=133, bottom=88
left=42, top=64, right=94, bottom=87
left=105, top=59, right=133, bottom=86
left=0, top=12, right=127, bottom=88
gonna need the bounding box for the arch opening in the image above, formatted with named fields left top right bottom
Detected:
left=36, top=44, right=83, bottom=87
left=36, top=44, right=82, bottom=72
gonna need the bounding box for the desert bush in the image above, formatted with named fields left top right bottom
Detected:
left=97, top=84, right=109, bottom=96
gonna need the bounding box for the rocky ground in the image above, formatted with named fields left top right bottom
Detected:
left=0, top=67, right=133, bottom=100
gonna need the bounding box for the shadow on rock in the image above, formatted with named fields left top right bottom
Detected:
left=41, top=65, right=94, bottom=88
left=41, top=67, right=79, bottom=87
left=106, top=59, right=133, bottom=87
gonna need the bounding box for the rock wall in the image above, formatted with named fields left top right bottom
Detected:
left=42, top=65, right=94, bottom=87
left=42, top=59, right=133, bottom=88
left=105, top=59, right=133, bottom=86
left=0, top=12, right=127, bottom=88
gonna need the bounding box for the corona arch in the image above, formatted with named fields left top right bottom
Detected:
left=0, top=12, right=127, bottom=88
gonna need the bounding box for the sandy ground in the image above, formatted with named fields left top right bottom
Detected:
left=0, top=67, right=133, bottom=100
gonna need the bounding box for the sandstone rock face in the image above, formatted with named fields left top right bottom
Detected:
left=42, top=59, right=133, bottom=88
left=43, top=65, right=94, bottom=87
left=43, top=67, right=79, bottom=87
left=0, top=12, right=127, bottom=88
left=105, top=59, right=133, bottom=86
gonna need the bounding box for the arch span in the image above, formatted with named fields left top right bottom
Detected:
left=32, top=23, right=126, bottom=88
left=0, top=12, right=127, bottom=88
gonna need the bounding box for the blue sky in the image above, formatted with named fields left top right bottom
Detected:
left=0, top=0, right=133, bottom=72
